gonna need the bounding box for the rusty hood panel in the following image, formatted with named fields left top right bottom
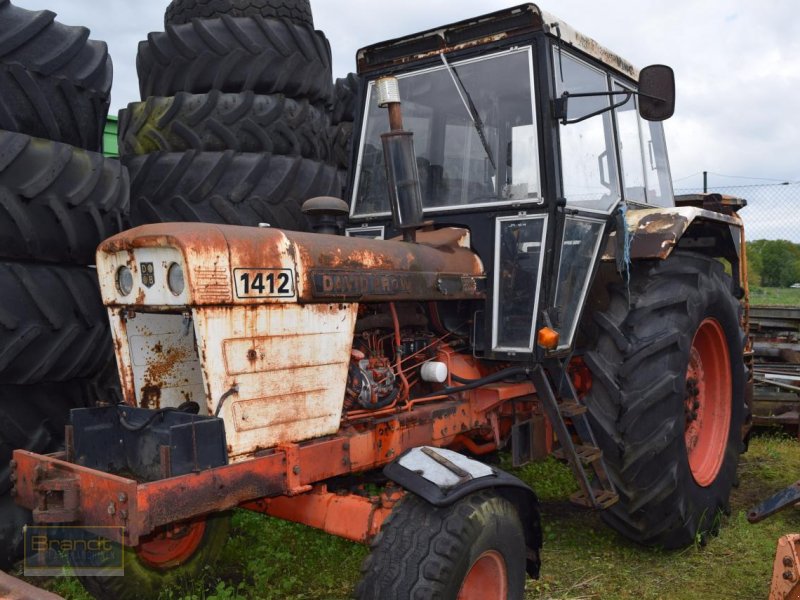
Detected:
left=98, top=223, right=485, bottom=306
left=603, top=206, right=743, bottom=261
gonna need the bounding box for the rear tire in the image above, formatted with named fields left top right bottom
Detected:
left=136, top=16, right=333, bottom=103
left=0, top=0, right=112, bottom=95
left=165, top=0, right=314, bottom=27
left=0, top=131, right=129, bottom=264
left=355, top=491, right=528, bottom=600
left=0, top=263, right=111, bottom=384
left=119, top=91, right=329, bottom=159
left=583, top=251, right=746, bottom=548
left=126, top=150, right=340, bottom=229
left=330, top=73, right=360, bottom=125
left=0, top=377, right=106, bottom=568
left=328, top=121, right=353, bottom=170
left=0, top=64, right=109, bottom=151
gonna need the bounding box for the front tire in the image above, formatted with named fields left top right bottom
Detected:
left=355, top=491, right=528, bottom=600
left=583, top=251, right=746, bottom=548
left=78, top=513, right=230, bottom=600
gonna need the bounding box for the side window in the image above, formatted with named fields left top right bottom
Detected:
left=554, top=50, right=620, bottom=214
left=613, top=80, right=674, bottom=207
left=641, top=120, right=674, bottom=207
left=613, top=83, right=647, bottom=204
left=492, top=215, right=548, bottom=352
left=553, top=216, right=605, bottom=349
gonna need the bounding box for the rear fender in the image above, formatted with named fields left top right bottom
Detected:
left=604, top=205, right=744, bottom=263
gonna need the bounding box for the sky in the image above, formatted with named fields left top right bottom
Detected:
left=16, top=0, right=800, bottom=235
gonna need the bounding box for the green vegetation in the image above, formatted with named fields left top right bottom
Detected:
left=26, top=433, right=800, bottom=600
left=750, top=286, right=800, bottom=306
left=747, top=239, right=800, bottom=289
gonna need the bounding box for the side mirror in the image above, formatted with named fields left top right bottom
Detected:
left=638, top=64, right=675, bottom=121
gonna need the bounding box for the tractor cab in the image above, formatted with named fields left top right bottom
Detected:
left=346, top=3, right=675, bottom=359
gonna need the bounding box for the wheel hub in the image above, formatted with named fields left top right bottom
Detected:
left=457, top=550, right=508, bottom=600
left=684, top=318, right=732, bottom=487
left=136, top=519, right=207, bottom=570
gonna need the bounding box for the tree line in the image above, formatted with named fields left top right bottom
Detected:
left=746, top=239, right=800, bottom=288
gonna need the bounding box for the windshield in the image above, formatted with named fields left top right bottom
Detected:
left=351, top=47, right=540, bottom=217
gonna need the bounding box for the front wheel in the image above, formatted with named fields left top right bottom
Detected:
left=355, top=491, right=529, bottom=600
left=78, top=512, right=230, bottom=600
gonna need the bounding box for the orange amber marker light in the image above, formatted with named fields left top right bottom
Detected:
left=537, top=327, right=560, bottom=350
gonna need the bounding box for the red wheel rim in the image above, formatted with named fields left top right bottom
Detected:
left=136, top=519, right=207, bottom=570
left=457, top=550, right=507, bottom=600
left=684, top=318, right=732, bottom=487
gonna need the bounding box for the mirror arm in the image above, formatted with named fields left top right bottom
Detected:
left=556, top=91, right=633, bottom=125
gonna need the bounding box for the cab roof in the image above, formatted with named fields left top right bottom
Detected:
left=357, top=3, right=638, bottom=81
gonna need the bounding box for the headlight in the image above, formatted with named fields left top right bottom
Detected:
left=116, top=266, right=133, bottom=296
left=167, top=262, right=185, bottom=296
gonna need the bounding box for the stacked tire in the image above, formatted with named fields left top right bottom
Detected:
left=122, top=0, right=343, bottom=230
left=0, top=0, right=126, bottom=568
left=328, top=72, right=360, bottom=174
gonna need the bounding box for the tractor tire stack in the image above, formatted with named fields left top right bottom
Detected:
left=0, top=0, right=127, bottom=568
left=122, top=0, right=342, bottom=230
left=328, top=72, right=360, bottom=174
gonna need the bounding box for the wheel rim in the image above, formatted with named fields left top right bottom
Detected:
left=457, top=550, right=508, bottom=600
left=684, top=318, right=732, bottom=487
left=136, top=519, right=207, bottom=570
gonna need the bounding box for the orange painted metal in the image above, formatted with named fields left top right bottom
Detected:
left=136, top=519, right=207, bottom=569
left=277, top=442, right=313, bottom=496
left=241, top=484, right=401, bottom=544
left=457, top=550, right=508, bottom=600
left=13, top=380, right=535, bottom=546
left=684, top=318, right=732, bottom=487
left=770, top=534, right=800, bottom=600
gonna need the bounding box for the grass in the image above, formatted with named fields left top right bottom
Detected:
left=749, top=286, right=800, bottom=306
left=30, top=433, right=800, bottom=600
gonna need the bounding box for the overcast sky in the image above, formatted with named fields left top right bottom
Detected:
left=17, top=0, right=800, bottom=192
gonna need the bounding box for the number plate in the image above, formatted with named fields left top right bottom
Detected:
left=234, top=269, right=295, bottom=298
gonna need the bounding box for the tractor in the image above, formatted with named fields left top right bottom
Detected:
left=12, top=4, right=750, bottom=598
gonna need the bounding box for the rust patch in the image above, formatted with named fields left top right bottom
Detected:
left=139, top=344, right=192, bottom=409
left=140, top=385, right=161, bottom=409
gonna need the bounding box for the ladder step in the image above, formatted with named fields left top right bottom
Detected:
left=570, top=489, right=619, bottom=509
left=553, top=444, right=602, bottom=465
left=558, top=401, right=587, bottom=417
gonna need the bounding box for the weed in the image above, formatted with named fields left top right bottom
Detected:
left=33, top=432, right=799, bottom=599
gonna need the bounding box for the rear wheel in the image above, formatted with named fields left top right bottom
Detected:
left=79, top=513, right=230, bottom=600
left=583, top=251, right=746, bottom=548
left=355, top=491, right=528, bottom=600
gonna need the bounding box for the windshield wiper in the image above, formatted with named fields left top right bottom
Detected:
left=440, top=53, right=496, bottom=171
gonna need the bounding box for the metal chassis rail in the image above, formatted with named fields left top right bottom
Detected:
left=13, top=383, right=534, bottom=546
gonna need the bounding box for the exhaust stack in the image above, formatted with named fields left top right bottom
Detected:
left=376, top=76, right=425, bottom=243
